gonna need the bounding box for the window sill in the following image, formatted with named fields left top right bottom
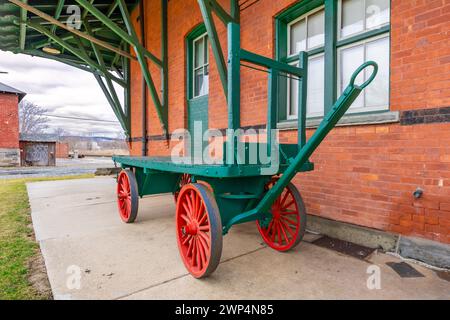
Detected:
left=277, top=111, right=400, bottom=130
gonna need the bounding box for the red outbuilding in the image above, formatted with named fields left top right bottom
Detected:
left=0, top=82, right=25, bottom=167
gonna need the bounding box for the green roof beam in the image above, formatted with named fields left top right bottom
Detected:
left=117, top=0, right=167, bottom=137
left=25, top=20, right=126, bottom=87
left=19, top=0, right=28, bottom=50
left=74, top=0, right=162, bottom=67
left=209, top=0, right=236, bottom=25
left=84, top=20, right=129, bottom=133
left=50, top=0, right=65, bottom=34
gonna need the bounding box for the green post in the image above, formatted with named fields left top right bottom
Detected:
left=161, top=0, right=168, bottom=120
left=267, top=69, right=278, bottom=158
left=227, top=22, right=241, bottom=131
left=298, top=51, right=308, bottom=148
left=324, top=0, right=337, bottom=113
left=226, top=22, right=241, bottom=166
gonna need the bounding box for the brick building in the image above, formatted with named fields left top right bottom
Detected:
left=124, top=0, right=450, bottom=246
left=0, top=82, right=25, bottom=167
left=0, top=0, right=448, bottom=264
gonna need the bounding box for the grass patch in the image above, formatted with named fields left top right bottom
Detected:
left=0, top=174, right=94, bottom=300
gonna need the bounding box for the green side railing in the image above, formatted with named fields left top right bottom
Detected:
left=227, top=23, right=309, bottom=160
left=223, top=59, right=379, bottom=233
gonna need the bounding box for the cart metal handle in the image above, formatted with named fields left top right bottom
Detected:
left=223, top=61, right=379, bottom=234
left=350, top=61, right=378, bottom=90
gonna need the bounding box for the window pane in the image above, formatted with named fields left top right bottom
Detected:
left=340, top=44, right=364, bottom=109
left=307, top=9, right=325, bottom=49
left=203, top=65, right=209, bottom=96
left=366, top=0, right=390, bottom=29
left=365, top=37, right=389, bottom=108
left=289, top=74, right=299, bottom=118
left=194, top=69, right=204, bottom=97
left=290, top=19, right=306, bottom=55
left=307, top=55, right=324, bottom=117
left=194, top=37, right=204, bottom=68
left=289, top=56, right=324, bottom=118
left=341, top=0, right=364, bottom=38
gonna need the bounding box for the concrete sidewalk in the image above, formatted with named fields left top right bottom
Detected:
left=27, top=177, right=450, bottom=300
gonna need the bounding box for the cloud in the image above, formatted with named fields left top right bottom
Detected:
left=0, top=51, right=124, bottom=137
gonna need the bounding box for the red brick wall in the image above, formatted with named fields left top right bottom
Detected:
left=56, top=142, right=69, bottom=159
left=391, top=0, right=450, bottom=110
left=0, top=93, right=19, bottom=149
left=128, top=0, right=450, bottom=244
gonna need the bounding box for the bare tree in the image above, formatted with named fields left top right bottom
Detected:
left=52, top=127, right=68, bottom=141
left=19, top=100, right=50, bottom=135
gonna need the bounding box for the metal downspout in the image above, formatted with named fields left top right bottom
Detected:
left=139, top=0, right=148, bottom=156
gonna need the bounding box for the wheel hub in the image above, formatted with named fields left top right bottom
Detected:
left=272, top=206, right=282, bottom=220
left=183, top=221, right=199, bottom=235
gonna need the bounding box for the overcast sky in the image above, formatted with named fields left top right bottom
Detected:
left=0, top=50, right=124, bottom=138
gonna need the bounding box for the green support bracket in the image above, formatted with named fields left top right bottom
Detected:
left=94, top=73, right=128, bottom=133
left=209, top=0, right=236, bottom=24
left=230, top=0, right=240, bottom=23
left=50, top=0, right=65, bottom=34
left=19, top=0, right=28, bottom=50
left=117, top=0, right=168, bottom=138
left=25, top=20, right=126, bottom=87
left=24, top=49, right=92, bottom=73
left=197, top=0, right=228, bottom=98
left=74, top=0, right=162, bottom=66
left=84, top=20, right=130, bottom=134
left=123, top=43, right=132, bottom=136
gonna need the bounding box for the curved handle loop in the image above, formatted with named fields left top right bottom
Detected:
left=350, top=61, right=379, bottom=90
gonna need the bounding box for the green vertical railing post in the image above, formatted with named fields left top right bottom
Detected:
left=227, top=22, right=241, bottom=165
left=161, top=0, right=169, bottom=125
left=267, top=69, right=278, bottom=158
left=230, top=0, right=240, bottom=23
left=298, top=51, right=308, bottom=148
left=227, top=22, right=241, bottom=131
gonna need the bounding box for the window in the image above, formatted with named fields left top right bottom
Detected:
left=277, top=0, right=390, bottom=121
left=339, top=0, right=390, bottom=39
left=338, top=0, right=390, bottom=113
left=338, top=35, right=389, bottom=113
left=287, top=6, right=325, bottom=119
left=192, top=33, right=209, bottom=98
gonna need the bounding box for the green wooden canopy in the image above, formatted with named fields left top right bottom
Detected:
left=0, top=0, right=160, bottom=137
left=0, top=0, right=241, bottom=140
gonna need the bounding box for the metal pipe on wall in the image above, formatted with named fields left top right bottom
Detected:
left=139, top=0, right=148, bottom=156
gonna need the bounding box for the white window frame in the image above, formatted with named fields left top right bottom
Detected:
left=192, top=32, right=209, bottom=98
left=337, top=33, right=390, bottom=114
left=287, top=53, right=325, bottom=120
left=286, top=5, right=325, bottom=119
left=287, top=5, right=325, bottom=58
left=337, top=0, right=390, bottom=40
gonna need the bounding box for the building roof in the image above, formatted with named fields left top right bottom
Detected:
left=19, top=133, right=57, bottom=143
left=0, top=81, right=26, bottom=102
left=0, top=1, right=136, bottom=72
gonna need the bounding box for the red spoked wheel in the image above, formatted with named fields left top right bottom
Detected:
left=117, top=169, right=139, bottom=223
left=173, top=173, right=192, bottom=203
left=257, top=181, right=306, bottom=252
left=176, top=184, right=222, bottom=278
